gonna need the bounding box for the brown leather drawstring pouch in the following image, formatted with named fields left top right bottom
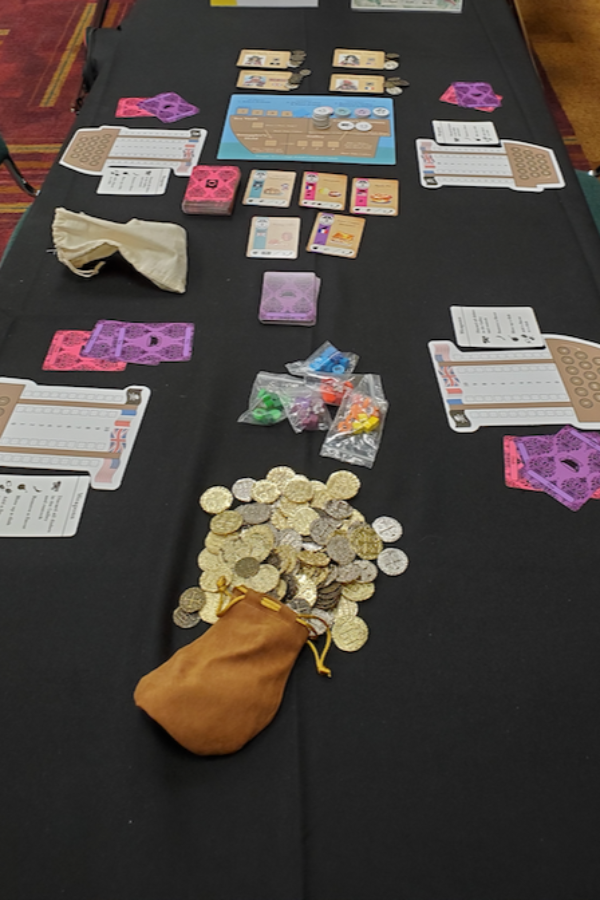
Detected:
left=134, top=584, right=332, bottom=755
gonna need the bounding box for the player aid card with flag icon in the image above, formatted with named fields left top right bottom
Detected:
left=307, top=213, right=365, bottom=259
left=247, top=217, right=301, bottom=258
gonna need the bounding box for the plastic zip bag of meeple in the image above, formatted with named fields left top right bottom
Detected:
left=237, top=371, right=303, bottom=426
left=320, top=374, right=388, bottom=468
left=304, top=371, right=362, bottom=407
left=285, top=341, right=359, bottom=377
left=280, top=381, right=332, bottom=433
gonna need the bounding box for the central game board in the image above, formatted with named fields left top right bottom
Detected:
left=217, top=95, right=396, bottom=165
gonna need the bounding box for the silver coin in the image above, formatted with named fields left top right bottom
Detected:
left=325, top=498, right=353, bottom=519
left=302, top=540, right=323, bottom=553
left=242, top=503, right=272, bottom=525
left=336, top=562, right=362, bottom=583
left=310, top=516, right=338, bottom=545
left=172, top=607, right=201, bottom=629
left=353, top=559, right=378, bottom=583
left=277, top=528, right=303, bottom=551
left=306, top=609, right=334, bottom=636
left=386, top=86, right=403, bottom=96
left=232, top=477, right=256, bottom=502
left=326, top=535, right=356, bottom=566
left=378, top=547, right=409, bottom=576
left=371, top=515, right=403, bottom=542
left=383, top=59, right=399, bottom=70
left=287, top=597, right=311, bottom=615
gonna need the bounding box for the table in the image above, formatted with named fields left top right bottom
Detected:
left=2, top=1, right=600, bottom=897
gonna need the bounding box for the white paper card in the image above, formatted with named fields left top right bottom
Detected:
left=450, top=306, right=544, bottom=348
left=0, top=475, right=90, bottom=537
left=432, top=120, right=499, bottom=146
left=97, top=167, right=171, bottom=195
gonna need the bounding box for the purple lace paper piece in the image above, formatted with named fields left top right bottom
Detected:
left=81, top=319, right=123, bottom=360
left=452, top=82, right=501, bottom=109
left=517, top=426, right=600, bottom=511
left=259, top=272, right=320, bottom=325
left=82, top=320, right=194, bottom=364
left=115, top=322, right=194, bottom=364
left=139, top=92, right=199, bottom=123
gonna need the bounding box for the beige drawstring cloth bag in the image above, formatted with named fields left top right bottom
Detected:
left=52, top=207, right=188, bottom=293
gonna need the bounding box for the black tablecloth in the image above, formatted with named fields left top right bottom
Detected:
left=2, top=1, right=600, bottom=897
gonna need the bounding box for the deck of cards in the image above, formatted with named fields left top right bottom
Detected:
left=182, top=165, right=241, bottom=215
left=259, top=271, right=321, bottom=326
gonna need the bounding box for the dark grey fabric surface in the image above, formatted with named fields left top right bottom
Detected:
left=1, top=1, right=600, bottom=898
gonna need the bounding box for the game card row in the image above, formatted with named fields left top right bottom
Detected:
left=182, top=166, right=399, bottom=216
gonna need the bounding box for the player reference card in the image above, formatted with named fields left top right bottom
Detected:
left=97, top=167, right=171, bottom=195
left=332, top=49, right=388, bottom=69
left=450, top=306, right=544, bottom=349
left=237, top=71, right=294, bottom=91
left=300, top=172, right=347, bottom=211
left=243, top=170, right=296, bottom=207
left=237, top=50, right=293, bottom=69
left=0, top=475, right=90, bottom=537
left=350, top=177, right=398, bottom=215
left=432, top=120, right=499, bottom=146
left=329, top=74, right=385, bottom=93
left=246, top=217, right=301, bottom=258
left=307, top=213, right=365, bottom=258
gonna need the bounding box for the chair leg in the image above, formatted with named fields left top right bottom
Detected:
left=3, top=157, right=39, bottom=197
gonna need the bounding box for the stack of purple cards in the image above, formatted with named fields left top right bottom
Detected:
left=81, top=320, right=195, bottom=366
left=513, top=426, right=600, bottom=511
left=259, top=272, right=321, bottom=326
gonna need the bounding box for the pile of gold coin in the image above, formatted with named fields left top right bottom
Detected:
left=172, top=466, right=408, bottom=654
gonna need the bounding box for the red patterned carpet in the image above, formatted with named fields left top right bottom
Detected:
left=0, top=0, right=134, bottom=258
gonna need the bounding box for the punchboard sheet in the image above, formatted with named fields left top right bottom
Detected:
left=218, top=95, right=396, bottom=165
left=0, top=379, right=150, bottom=489
left=428, top=336, right=600, bottom=433
left=417, top=139, right=564, bottom=191
left=60, top=126, right=207, bottom=177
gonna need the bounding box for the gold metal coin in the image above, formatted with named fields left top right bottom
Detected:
left=272, top=578, right=288, bottom=600
left=277, top=544, right=298, bottom=573
left=199, top=566, right=232, bottom=592
left=197, top=548, right=221, bottom=572
left=249, top=564, right=280, bottom=593
left=179, top=586, right=207, bottom=613
left=221, top=536, right=249, bottom=568
left=335, top=597, right=358, bottom=620
left=288, top=506, right=320, bottom=535
left=240, top=532, right=272, bottom=562
left=348, top=524, right=383, bottom=560
left=251, top=479, right=281, bottom=504
left=298, top=549, right=330, bottom=567
left=266, top=465, right=297, bottom=489
left=283, top=475, right=313, bottom=503
left=342, top=582, right=375, bottom=602
left=200, top=591, right=222, bottom=624
left=277, top=496, right=305, bottom=517
left=204, top=532, right=227, bottom=553
left=270, top=508, right=289, bottom=530
left=295, top=573, right=317, bottom=606
left=332, top=616, right=369, bottom=652
left=199, top=485, right=233, bottom=514
left=244, top=523, right=276, bottom=546
left=210, top=510, right=243, bottom=535
left=326, top=470, right=361, bottom=500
